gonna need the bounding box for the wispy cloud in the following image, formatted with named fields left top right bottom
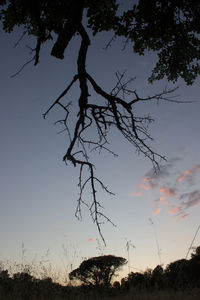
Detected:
left=155, top=196, right=165, bottom=202
left=130, top=158, right=200, bottom=219
left=137, top=177, right=157, bottom=191
left=180, top=213, right=190, bottom=219
left=131, top=157, right=181, bottom=197
left=153, top=207, right=161, bottom=216
left=130, top=191, right=142, bottom=197
left=160, top=186, right=178, bottom=198
left=177, top=164, right=200, bottom=183
left=168, top=203, right=184, bottom=214
left=146, top=155, right=182, bottom=180
left=155, top=196, right=169, bottom=206
left=88, top=238, right=94, bottom=242
left=168, top=190, right=200, bottom=218
left=180, top=190, right=200, bottom=209
left=145, top=165, right=171, bottom=181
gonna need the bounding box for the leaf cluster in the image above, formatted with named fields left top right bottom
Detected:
left=1, top=0, right=119, bottom=38
left=85, top=0, right=119, bottom=35
left=117, top=0, right=200, bottom=84
left=69, top=255, right=127, bottom=287
left=2, top=0, right=200, bottom=84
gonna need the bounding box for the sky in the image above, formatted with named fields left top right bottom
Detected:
left=0, top=6, right=200, bottom=283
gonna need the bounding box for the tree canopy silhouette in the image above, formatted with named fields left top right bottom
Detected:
left=0, top=0, right=199, bottom=242
left=69, top=255, right=127, bottom=287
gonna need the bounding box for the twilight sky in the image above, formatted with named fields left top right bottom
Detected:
left=0, top=13, right=200, bottom=282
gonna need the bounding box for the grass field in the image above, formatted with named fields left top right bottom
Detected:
left=1, top=247, right=200, bottom=299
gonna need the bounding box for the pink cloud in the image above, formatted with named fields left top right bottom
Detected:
left=168, top=207, right=180, bottom=214
left=167, top=190, right=200, bottom=219
left=155, top=196, right=165, bottom=202
left=168, top=203, right=184, bottom=214
left=177, top=164, right=200, bottom=183
left=180, top=214, right=190, bottom=219
left=137, top=177, right=157, bottom=191
left=153, top=207, right=161, bottom=216
left=88, top=238, right=94, bottom=242
left=137, top=183, right=152, bottom=191
left=130, top=191, right=142, bottom=197
left=160, top=186, right=178, bottom=198
left=156, top=196, right=169, bottom=206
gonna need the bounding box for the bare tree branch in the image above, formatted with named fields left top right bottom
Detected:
left=43, top=75, right=78, bottom=119
left=13, top=30, right=27, bottom=48
left=10, top=57, right=36, bottom=78
left=42, top=21, right=180, bottom=244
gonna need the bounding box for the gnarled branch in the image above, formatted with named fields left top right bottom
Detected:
left=43, top=22, right=179, bottom=244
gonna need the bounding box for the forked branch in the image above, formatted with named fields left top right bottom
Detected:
left=43, top=22, right=178, bottom=245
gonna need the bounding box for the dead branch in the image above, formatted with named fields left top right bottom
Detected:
left=10, top=57, right=36, bottom=78
left=42, top=21, right=179, bottom=245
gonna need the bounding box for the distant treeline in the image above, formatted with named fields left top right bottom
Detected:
left=0, top=247, right=200, bottom=299
left=121, top=246, right=200, bottom=291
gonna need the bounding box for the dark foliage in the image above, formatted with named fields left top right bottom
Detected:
left=116, top=0, right=200, bottom=85
left=0, top=271, right=67, bottom=299
left=1, top=0, right=200, bottom=85
left=121, top=246, right=200, bottom=291
left=0, top=247, right=200, bottom=299
left=69, top=255, right=127, bottom=287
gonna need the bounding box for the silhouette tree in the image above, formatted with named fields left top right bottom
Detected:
left=189, top=246, right=200, bottom=287
left=0, top=270, right=12, bottom=297
left=69, top=255, right=127, bottom=287
left=165, top=259, right=191, bottom=288
left=191, top=246, right=200, bottom=261
left=1, top=0, right=198, bottom=241
left=125, top=271, right=146, bottom=290
left=151, top=265, right=164, bottom=289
